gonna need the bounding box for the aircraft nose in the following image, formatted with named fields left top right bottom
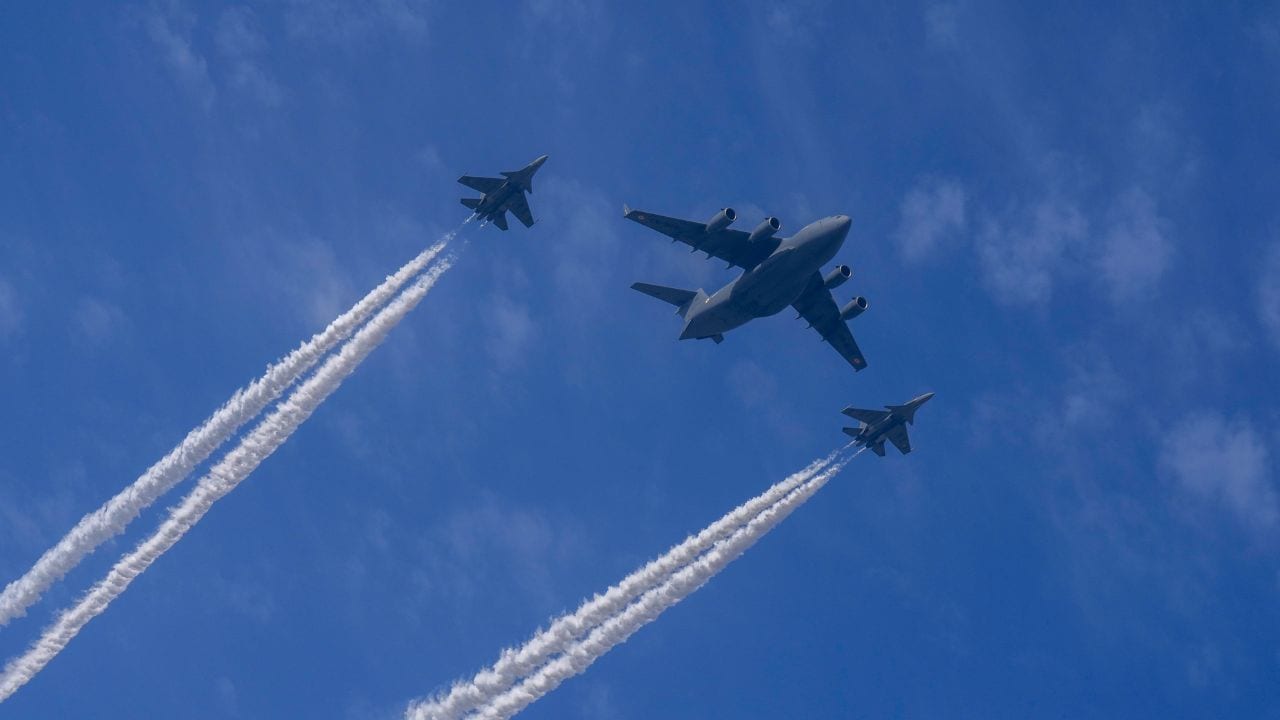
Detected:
left=918, top=391, right=935, bottom=404
left=533, top=154, right=549, bottom=167
left=832, top=214, right=851, bottom=235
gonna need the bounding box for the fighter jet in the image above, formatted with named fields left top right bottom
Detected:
left=841, top=392, right=934, bottom=456
left=624, top=205, right=871, bottom=370
left=458, top=155, right=548, bottom=230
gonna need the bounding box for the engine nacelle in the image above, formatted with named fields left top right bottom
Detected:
left=748, top=216, right=781, bottom=243
left=840, top=296, right=869, bottom=321
left=824, top=265, right=852, bottom=290
left=705, top=207, right=737, bottom=233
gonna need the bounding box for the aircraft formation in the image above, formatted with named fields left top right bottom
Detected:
left=459, top=156, right=933, bottom=446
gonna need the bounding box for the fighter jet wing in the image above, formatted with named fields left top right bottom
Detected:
left=458, top=175, right=504, bottom=193
left=792, top=272, right=868, bottom=371
left=842, top=407, right=890, bottom=424
left=623, top=206, right=777, bottom=270
left=508, top=192, right=535, bottom=228
left=884, top=424, right=912, bottom=454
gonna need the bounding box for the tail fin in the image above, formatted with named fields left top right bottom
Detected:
left=460, top=198, right=482, bottom=210
left=631, top=282, right=702, bottom=318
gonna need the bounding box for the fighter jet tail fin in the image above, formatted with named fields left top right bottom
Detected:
left=631, top=282, right=701, bottom=317
left=870, top=442, right=887, bottom=457
left=460, top=198, right=482, bottom=210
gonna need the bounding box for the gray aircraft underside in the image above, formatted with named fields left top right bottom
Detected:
left=624, top=205, right=870, bottom=371
left=458, top=155, right=548, bottom=230
left=842, top=392, right=934, bottom=456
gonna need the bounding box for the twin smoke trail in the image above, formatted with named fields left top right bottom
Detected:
left=0, top=239, right=450, bottom=627
left=409, top=449, right=857, bottom=720
left=0, top=255, right=457, bottom=702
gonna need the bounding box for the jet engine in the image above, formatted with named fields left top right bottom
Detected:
left=840, top=296, right=869, bottom=321
left=748, top=216, right=781, bottom=243
left=824, top=265, right=852, bottom=290
left=704, top=207, right=737, bottom=233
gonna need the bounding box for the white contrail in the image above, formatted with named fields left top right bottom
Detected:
left=408, top=450, right=843, bottom=720
left=471, top=451, right=858, bottom=720
left=0, top=255, right=456, bottom=703
left=0, top=238, right=450, bottom=627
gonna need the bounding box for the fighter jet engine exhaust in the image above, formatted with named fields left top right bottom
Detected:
left=841, top=296, right=869, bottom=320
left=406, top=449, right=860, bottom=720
left=748, top=216, right=781, bottom=243
left=0, top=253, right=460, bottom=703
left=704, top=207, right=737, bottom=233
left=824, top=265, right=852, bottom=290
left=0, top=232, right=457, bottom=629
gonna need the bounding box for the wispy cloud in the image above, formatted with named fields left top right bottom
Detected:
left=894, top=176, right=967, bottom=263
left=215, top=6, right=283, bottom=108
left=1161, top=412, right=1278, bottom=537
left=136, top=1, right=215, bottom=111
left=485, top=293, right=537, bottom=374
left=72, top=296, right=128, bottom=347
left=0, top=277, right=21, bottom=341
left=924, top=2, right=962, bottom=47
left=1258, top=240, right=1280, bottom=354
left=284, top=0, right=431, bottom=48
left=1096, top=188, right=1173, bottom=305
left=976, top=195, right=1088, bottom=306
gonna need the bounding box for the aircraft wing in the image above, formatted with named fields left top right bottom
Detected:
left=884, top=424, right=912, bottom=454
left=791, top=272, right=868, bottom=371
left=458, top=175, right=503, bottom=193
left=842, top=407, right=890, bottom=425
left=508, top=192, right=535, bottom=228
left=623, top=206, right=777, bottom=269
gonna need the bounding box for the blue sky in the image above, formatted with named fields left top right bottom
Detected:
left=2, top=1, right=1278, bottom=717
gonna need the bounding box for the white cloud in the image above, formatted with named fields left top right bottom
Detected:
left=74, top=296, right=127, bottom=345
left=216, top=6, right=283, bottom=108
left=284, top=0, right=430, bottom=48
left=1096, top=188, right=1173, bottom=304
left=214, top=676, right=239, bottom=717
left=1161, top=413, right=1278, bottom=536
left=894, top=176, right=967, bottom=263
left=976, top=196, right=1088, bottom=306
left=415, top=496, right=585, bottom=610
left=485, top=294, right=537, bottom=373
left=726, top=359, right=779, bottom=410
left=1258, top=240, right=1280, bottom=353
left=274, top=238, right=359, bottom=328
left=0, top=277, right=21, bottom=341
left=924, top=2, right=961, bottom=47
left=139, top=1, right=215, bottom=111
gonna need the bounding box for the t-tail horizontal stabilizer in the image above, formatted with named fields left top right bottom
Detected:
left=631, top=282, right=701, bottom=318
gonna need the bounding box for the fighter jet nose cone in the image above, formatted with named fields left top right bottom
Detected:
left=919, top=392, right=935, bottom=404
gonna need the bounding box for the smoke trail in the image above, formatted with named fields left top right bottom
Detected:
left=0, top=238, right=451, bottom=627
left=471, top=451, right=858, bottom=720
left=0, top=255, right=456, bottom=703
left=407, top=452, right=839, bottom=720
left=401, top=453, right=839, bottom=717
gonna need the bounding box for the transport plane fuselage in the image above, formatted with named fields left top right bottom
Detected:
left=682, top=215, right=850, bottom=339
